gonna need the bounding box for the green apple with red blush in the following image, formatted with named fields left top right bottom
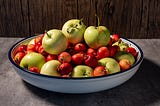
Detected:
left=98, top=57, right=120, bottom=74
left=114, top=51, right=135, bottom=65
left=20, top=52, right=46, bottom=70
left=84, top=16, right=110, bottom=49
left=62, top=19, right=86, bottom=44
left=112, top=40, right=129, bottom=51
left=84, top=26, right=110, bottom=49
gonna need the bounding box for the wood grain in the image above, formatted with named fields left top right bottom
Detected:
left=0, top=0, right=159, bottom=38
left=0, top=0, right=29, bottom=37
left=28, top=0, right=77, bottom=35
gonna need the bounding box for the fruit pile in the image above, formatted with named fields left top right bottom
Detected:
left=14, top=19, right=138, bottom=78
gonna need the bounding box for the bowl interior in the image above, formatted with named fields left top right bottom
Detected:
left=8, top=35, right=143, bottom=79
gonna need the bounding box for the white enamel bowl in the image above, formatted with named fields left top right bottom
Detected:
left=8, top=35, right=143, bottom=94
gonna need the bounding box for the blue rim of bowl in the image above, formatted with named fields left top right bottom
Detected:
left=8, top=35, right=143, bottom=80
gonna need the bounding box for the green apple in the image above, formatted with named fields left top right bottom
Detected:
left=72, top=65, right=93, bottom=77
left=42, top=29, right=68, bottom=54
left=98, top=58, right=120, bottom=74
left=84, top=26, right=110, bottom=49
left=20, top=52, right=45, bottom=70
left=112, top=40, right=129, bottom=51
left=114, top=51, right=135, bottom=65
left=62, top=19, right=86, bottom=44
left=40, top=60, right=61, bottom=76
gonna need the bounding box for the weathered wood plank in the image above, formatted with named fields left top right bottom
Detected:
left=0, top=0, right=29, bottom=37
left=147, top=0, right=160, bottom=38
left=0, top=0, right=159, bottom=38
left=28, top=0, right=77, bottom=36
left=97, top=0, right=144, bottom=38
left=139, top=0, right=149, bottom=38
left=77, top=0, right=96, bottom=26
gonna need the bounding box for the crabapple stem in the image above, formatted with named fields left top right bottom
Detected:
left=95, top=14, right=100, bottom=28
left=45, top=30, right=51, bottom=38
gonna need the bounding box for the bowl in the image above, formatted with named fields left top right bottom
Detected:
left=8, top=35, right=143, bottom=94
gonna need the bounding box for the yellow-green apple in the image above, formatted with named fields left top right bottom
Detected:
left=42, top=29, right=68, bottom=54
left=114, top=51, right=135, bottom=65
left=112, top=40, right=129, bottom=51
left=72, top=65, right=93, bottom=77
left=84, top=26, right=110, bottom=49
left=20, top=52, right=45, bottom=70
left=119, top=43, right=129, bottom=51
left=62, top=19, right=86, bottom=44
left=40, top=60, right=61, bottom=76
left=98, top=58, right=120, bottom=74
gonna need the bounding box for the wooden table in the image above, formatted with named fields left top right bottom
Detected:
left=0, top=38, right=160, bottom=106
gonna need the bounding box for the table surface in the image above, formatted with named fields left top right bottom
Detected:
left=0, top=38, right=160, bottom=106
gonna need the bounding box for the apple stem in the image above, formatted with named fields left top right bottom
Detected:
left=79, top=18, right=83, bottom=25
left=95, top=14, right=100, bottom=28
left=45, top=30, right=51, bottom=38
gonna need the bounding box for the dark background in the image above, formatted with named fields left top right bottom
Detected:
left=0, top=0, right=159, bottom=38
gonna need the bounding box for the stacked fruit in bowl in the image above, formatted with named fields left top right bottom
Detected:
left=13, top=19, right=138, bottom=78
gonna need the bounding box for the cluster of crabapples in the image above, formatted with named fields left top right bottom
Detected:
left=13, top=19, right=138, bottom=78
